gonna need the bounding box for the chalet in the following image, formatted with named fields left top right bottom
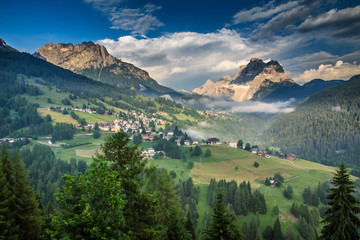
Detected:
left=250, top=148, right=259, bottom=154
left=229, top=141, right=237, bottom=148
left=208, top=138, right=220, bottom=145
left=175, top=139, right=181, bottom=146
left=142, top=148, right=156, bottom=159
left=287, top=154, right=297, bottom=160
left=270, top=180, right=275, bottom=186
left=192, top=140, right=199, bottom=145
left=167, top=131, right=174, bottom=136
left=184, top=140, right=190, bottom=146
left=257, top=150, right=268, bottom=158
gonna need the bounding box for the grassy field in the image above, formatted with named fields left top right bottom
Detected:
left=38, top=108, right=115, bottom=124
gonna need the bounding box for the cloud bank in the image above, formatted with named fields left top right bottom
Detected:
left=98, top=29, right=275, bottom=89
left=84, top=0, right=163, bottom=35
left=294, top=61, right=360, bottom=83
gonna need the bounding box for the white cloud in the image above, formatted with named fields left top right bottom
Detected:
left=182, top=128, right=210, bottom=140
left=232, top=1, right=298, bottom=24
left=180, top=97, right=295, bottom=113
left=84, top=1, right=163, bottom=35
left=294, top=61, right=360, bottom=83
left=108, top=4, right=164, bottom=35
left=98, top=29, right=287, bottom=90
left=282, top=51, right=360, bottom=75
left=298, top=6, right=360, bottom=33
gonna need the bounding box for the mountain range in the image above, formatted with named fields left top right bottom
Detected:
left=192, top=58, right=347, bottom=103
left=35, top=41, right=180, bottom=97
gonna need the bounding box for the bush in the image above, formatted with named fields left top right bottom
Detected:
left=253, top=161, right=259, bottom=168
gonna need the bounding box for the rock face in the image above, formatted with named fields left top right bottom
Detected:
left=192, top=58, right=294, bottom=102
left=35, top=42, right=177, bottom=95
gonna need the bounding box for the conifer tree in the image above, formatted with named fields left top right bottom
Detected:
left=0, top=153, right=16, bottom=239
left=205, top=190, right=242, bottom=240
left=12, top=152, right=42, bottom=239
left=185, top=211, right=196, bottom=240
left=320, top=164, right=360, bottom=240
left=273, top=217, right=284, bottom=240
left=285, top=226, right=299, bottom=240
left=93, top=122, right=101, bottom=139
left=0, top=146, right=17, bottom=239
left=95, top=132, right=160, bottom=239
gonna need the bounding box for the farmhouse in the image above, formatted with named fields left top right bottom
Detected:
left=229, top=141, right=237, bottom=148
left=287, top=154, right=297, bottom=160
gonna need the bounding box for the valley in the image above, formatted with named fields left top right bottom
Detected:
left=1, top=37, right=360, bottom=239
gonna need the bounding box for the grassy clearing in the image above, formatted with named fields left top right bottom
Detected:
left=38, top=108, right=115, bottom=124
left=148, top=158, right=191, bottom=183
left=37, top=109, right=78, bottom=124
left=186, top=145, right=336, bottom=186
left=35, top=133, right=112, bottom=163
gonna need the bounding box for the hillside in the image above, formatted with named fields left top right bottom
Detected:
left=0, top=42, right=204, bottom=139
left=257, top=79, right=346, bottom=102
left=35, top=42, right=181, bottom=97
left=264, top=75, right=360, bottom=166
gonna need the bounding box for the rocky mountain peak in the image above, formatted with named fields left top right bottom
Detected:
left=232, top=58, right=288, bottom=85
left=35, top=42, right=119, bottom=72
left=192, top=58, right=294, bottom=102
left=34, top=41, right=180, bottom=96
left=0, top=38, right=6, bottom=47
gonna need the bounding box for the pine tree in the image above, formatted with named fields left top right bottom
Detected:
left=185, top=211, right=196, bottom=240
left=273, top=217, right=284, bottom=240
left=0, top=145, right=17, bottom=239
left=12, top=152, right=42, bottom=239
left=320, top=164, right=360, bottom=240
left=95, top=132, right=160, bottom=239
left=93, top=122, right=101, bottom=139
left=205, top=190, right=242, bottom=240
left=285, top=226, right=299, bottom=240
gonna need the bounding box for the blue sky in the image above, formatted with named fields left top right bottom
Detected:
left=1, top=0, right=360, bottom=90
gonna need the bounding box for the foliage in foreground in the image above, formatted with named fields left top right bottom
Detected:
left=320, top=164, right=360, bottom=240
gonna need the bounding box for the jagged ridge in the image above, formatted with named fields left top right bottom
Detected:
left=35, top=42, right=180, bottom=97
left=192, top=58, right=294, bottom=102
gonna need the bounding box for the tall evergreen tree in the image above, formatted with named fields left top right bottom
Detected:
left=273, top=217, right=284, bottom=240
left=185, top=211, right=196, bottom=240
left=285, top=226, right=299, bottom=240
left=320, top=164, right=360, bottom=240
left=0, top=146, right=18, bottom=239
left=205, top=190, right=242, bottom=240
left=93, top=122, right=101, bottom=139
left=95, top=132, right=160, bottom=239
left=12, top=152, right=42, bottom=239
left=0, top=150, right=16, bottom=240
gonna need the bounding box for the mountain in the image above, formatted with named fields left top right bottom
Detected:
left=192, top=58, right=295, bottom=102
left=0, top=38, right=18, bottom=52
left=264, top=75, right=360, bottom=166
left=35, top=42, right=180, bottom=97
left=256, top=78, right=346, bottom=102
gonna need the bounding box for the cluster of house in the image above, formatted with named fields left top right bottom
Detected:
left=0, top=138, right=15, bottom=143
left=74, top=110, right=167, bottom=134
left=0, top=137, right=32, bottom=144
left=250, top=148, right=270, bottom=158
left=196, top=110, right=227, bottom=116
